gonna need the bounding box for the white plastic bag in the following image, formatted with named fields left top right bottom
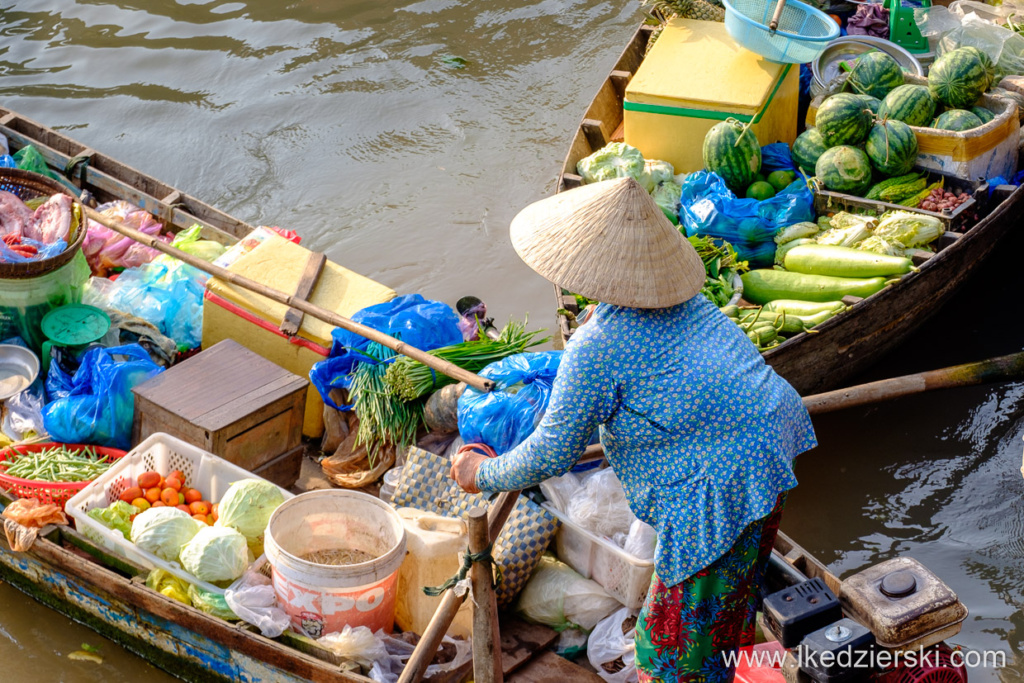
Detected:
left=567, top=468, right=636, bottom=539
left=367, top=634, right=472, bottom=683
left=917, top=5, right=1024, bottom=79
left=515, top=555, right=622, bottom=631
left=588, top=607, right=639, bottom=683
left=622, top=520, right=658, bottom=561
left=1, top=389, right=45, bottom=441
left=223, top=570, right=291, bottom=638
left=538, top=471, right=581, bottom=513
left=319, top=626, right=390, bottom=670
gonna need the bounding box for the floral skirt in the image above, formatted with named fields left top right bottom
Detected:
left=634, top=493, right=787, bottom=683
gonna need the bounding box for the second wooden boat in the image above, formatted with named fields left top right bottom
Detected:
left=551, top=24, right=1024, bottom=396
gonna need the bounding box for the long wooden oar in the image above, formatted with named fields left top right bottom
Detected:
left=79, top=205, right=494, bottom=393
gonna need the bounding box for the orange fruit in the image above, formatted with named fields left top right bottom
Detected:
left=120, top=486, right=143, bottom=504
left=151, top=501, right=166, bottom=508
left=183, top=488, right=202, bottom=504
left=144, top=487, right=162, bottom=504
left=175, top=504, right=192, bottom=514
left=189, top=500, right=211, bottom=516
left=211, top=503, right=219, bottom=522
left=131, top=497, right=150, bottom=511
left=137, top=471, right=161, bottom=489
left=164, top=476, right=182, bottom=492
left=191, top=514, right=208, bottom=524
left=169, top=470, right=186, bottom=486
left=160, top=488, right=180, bottom=507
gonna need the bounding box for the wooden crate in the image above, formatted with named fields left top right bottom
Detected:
left=132, top=340, right=308, bottom=474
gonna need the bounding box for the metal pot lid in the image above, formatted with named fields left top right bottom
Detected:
left=812, top=36, right=925, bottom=91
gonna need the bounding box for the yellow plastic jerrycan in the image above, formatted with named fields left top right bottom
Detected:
left=394, top=508, right=473, bottom=638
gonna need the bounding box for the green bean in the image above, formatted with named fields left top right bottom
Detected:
left=1, top=445, right=114, bottom=483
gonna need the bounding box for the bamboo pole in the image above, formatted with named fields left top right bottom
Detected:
left=397, top=491, right=520, bottom=683
left=79, top=205, right=494, bottom=393
left=468, top=507, right=502, bottom=683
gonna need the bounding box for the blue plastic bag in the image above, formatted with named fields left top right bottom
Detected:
left=457, top=351, right=563, bottom=456
left=100, top=261, right=207, bottom=350
left=309, top=294, right=462, bottom=410
left=0, top=155, right=16, bottom=169
left=759, top=143, right=798, bottom=175
left=42, top=344, right=163, bottom=449
left=679, top=171, right=815, bottom=267
left=0, top=238, right=67, bottom=264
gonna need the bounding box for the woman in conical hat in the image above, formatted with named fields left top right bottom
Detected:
left=451, top=177, right=817, bottom=682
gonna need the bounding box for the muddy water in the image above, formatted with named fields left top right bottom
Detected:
left=1, top=0, right=1023, bottom=681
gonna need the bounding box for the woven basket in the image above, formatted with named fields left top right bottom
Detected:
left=0, top=443, right=127, bottom=507
left=0, top=168, right=83, bottom=280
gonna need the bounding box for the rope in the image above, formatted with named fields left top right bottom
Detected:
left=423, top=543, right=501, bottom=596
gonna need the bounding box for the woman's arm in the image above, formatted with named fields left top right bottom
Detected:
left=470, top=336, right=617, bottom=492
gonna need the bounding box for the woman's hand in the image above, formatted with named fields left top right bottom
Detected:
left=450, top=447, right=490, bottom=493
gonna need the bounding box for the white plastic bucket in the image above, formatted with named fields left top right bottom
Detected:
left=264, top=489, right=406, bottom=637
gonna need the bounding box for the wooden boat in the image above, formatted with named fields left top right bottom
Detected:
left=552, top=24, right=1024, bottom=395
left=0, top=110, right=607, bottom=682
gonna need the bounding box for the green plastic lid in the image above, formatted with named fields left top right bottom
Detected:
left=40, top=304, right=111, bottom=347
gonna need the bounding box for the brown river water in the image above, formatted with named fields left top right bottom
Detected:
left=2, top=1, right=1024, bottom=681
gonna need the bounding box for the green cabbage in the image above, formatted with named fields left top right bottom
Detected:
left=180, top=526, right=251, bottom=584
left=87, top=501, right=138, bottom=540
left=215, top=479, right=285, bottom=542
left=857, top=235, right=905, bottom=257
left=576, top=143, right=647, bottom=186
left=643, top=159, right=675, bottom=192
left=130, top=507, right=202, bottom=562
left=815, top=223, right=871, bottom=248
left=651, top=181, right=682, bottom=223
left=874, top=211, right=944, bottom=247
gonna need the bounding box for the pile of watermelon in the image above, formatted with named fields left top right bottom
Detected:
left=792, top=47, right=1014, bottom=200
left=701, top=119, right=796, bottom=200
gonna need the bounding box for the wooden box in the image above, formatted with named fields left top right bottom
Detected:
left=132, top=340, right=308, bottom=479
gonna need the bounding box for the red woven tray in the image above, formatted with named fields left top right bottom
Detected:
left=0, top=443, right=127, bottom=507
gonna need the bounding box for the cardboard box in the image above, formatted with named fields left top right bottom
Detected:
left=624, top=17, right=799, bottom=175
left=202, top=233, right=396, bottom=437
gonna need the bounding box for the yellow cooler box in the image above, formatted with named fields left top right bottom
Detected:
left=624, top=18, right=799, bottom=175
left=202, top=230, right=396, bottom=438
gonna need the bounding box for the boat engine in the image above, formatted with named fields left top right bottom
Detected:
left=762, top=556, right=969, bottom=683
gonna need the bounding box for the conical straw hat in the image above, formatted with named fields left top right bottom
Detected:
left=510, top=177, right=706, bottom=308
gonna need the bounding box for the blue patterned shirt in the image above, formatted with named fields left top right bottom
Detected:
left=475, top=295, right=817, bottom=587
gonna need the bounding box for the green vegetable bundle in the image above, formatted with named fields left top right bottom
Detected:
left=384, top=320, right=547, bottom=401
left=0, top=445, right=114, bottom=482
left=349, top=341, right=425, bottom=465
left=687, top=235, right=749, bottom=307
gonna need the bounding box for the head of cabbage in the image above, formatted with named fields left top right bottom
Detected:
left=180, top=525, right=251, bottom=584
left=130, top=507, right=202, bottom=562
left=215, top=479, right=285, bottom=542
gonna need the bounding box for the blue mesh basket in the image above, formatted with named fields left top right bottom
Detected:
left=723, top=0, right=840, bottom=64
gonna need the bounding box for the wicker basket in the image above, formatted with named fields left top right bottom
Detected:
left=0, top=168, right=84, bottom=280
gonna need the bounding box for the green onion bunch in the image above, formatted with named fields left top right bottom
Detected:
left=349, top=341, right=425, bottom=466
left=383, top=320, right=548, bottom=401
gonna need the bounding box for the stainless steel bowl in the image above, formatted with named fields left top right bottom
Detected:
left=812, top=36, right=925, bottom=93
left=0, top=344, right=40, bottom=401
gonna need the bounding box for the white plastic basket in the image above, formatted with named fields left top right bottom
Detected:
left=542, top=503, right=654, bottom=609
left=65, top=432, right=294, bottom=595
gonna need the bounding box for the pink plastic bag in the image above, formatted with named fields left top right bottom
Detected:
left=83, top=201, right=171, bottom=276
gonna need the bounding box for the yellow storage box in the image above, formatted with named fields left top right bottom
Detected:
left=624, top=18, right=799, bottom=175
left=202, top=231, right=396, bottom=438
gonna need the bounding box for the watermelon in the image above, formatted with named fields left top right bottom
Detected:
left=961, top=46, right=995, bottom=90
left=879, top=85, right=937, bottom=127
left=933, top=109, right=984, bottom=131
left=971, top=105, right=995, bottom=124
left=815, top=145, right=874, bottom=196
left=703, top=119, right=762, bottom=192
left=816, top=93, right=873, bottom=148
left=928, top=48, right=988, bottom=109
left=791, top=128, right=828, bottom=174
left=848, top=52, right=905, bottom=100
left=865, top=120, right=919, bottom=176
left=856, top=94, right=882, bottom=115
